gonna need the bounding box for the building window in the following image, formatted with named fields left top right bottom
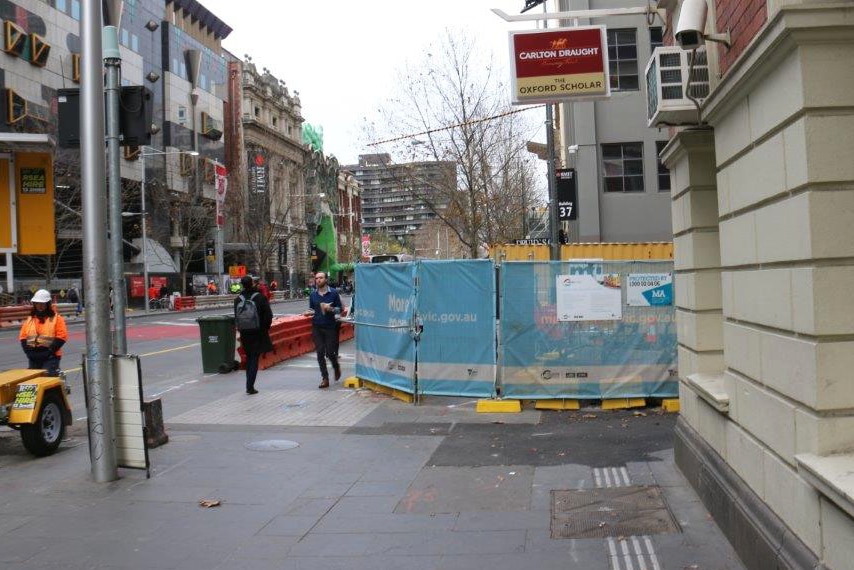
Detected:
left=56, top=0, right=67, bottom=12
left=607, top=29, right=638, bottom=91
left=650, top=26, right=663, bottom=53
left=656, top=141, right=670, bottom=192
left=272, top=116, right=278, bottom=128
left=71, top=0, right=80, bottom=20
left=602, top=142, right=644, bottom=193
left=254, top=106, right=260, bottom=117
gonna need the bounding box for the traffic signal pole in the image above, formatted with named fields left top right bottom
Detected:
left=81, top=0, right=118, bottom=482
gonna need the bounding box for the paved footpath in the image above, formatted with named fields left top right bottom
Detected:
left=0, top=340, right=745, bottom=569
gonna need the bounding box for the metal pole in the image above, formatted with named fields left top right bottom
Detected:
left=104, top=25, right=126, bottom=354
left=81, top=0, right=117, bottom=482
left=542, top=3, right=560, bottom=261
left=141, top=155, right=149, bottom=314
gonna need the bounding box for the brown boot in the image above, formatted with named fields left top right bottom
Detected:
left=334, top=367, right=342, bottom=382
left=318, top=378, right=330, bottom=389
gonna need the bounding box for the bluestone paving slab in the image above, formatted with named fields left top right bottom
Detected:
left=284, top=497, right=338, bottom=516
left=395, top=465, right=534, bottom=514
left=258, top=514, right=323, bottom=536
left=312, top=512, right=458, bottom=534
left=328, top=494, right=402, bottom=515
left=346, top=479, right=411, bottom=497
left=298, top=481, right=354, bottom=499
left=375, top=529, right=528, bottom=556
left=453, top=510, right=551, bottom=531
left=438, top=551, right=612, bottom=570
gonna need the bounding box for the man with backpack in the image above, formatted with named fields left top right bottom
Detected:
left=233, top=275, right=273, bottom=394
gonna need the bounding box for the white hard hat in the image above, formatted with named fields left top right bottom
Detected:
left=32, top=289, right=52, bottom=303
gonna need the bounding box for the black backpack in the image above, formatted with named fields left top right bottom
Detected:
left=235, top=292, right=261, bottom=332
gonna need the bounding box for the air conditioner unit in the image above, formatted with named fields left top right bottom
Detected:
left=645, top=46, right=711, bottom=127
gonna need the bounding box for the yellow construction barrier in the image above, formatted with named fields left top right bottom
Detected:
left=476, top=399, right=522, bottom=413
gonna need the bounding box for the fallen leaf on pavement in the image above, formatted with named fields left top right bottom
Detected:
left=633, top=411, right=647, bottom=417
left=199, top=499, right=222, bottom=508
left=582, top=414, right=597, bottom=419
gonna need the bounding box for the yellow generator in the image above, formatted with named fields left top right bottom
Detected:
left=0, top=369, right=72, bottom=456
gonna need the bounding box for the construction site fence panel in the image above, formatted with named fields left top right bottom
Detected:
left=353, top=262, right=417, bottom=394
left=416, top=260, right=496, bottom=398
left=499, top=260, right=678, bottom=400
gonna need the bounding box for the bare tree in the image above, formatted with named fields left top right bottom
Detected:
left=372, top=30, right=542, bottom=258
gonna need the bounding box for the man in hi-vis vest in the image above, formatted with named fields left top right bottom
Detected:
left=18, top=289, right=68, bottom=376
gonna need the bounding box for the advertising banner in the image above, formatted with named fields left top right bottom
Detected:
left=354, top=262, right=417, bottom=393
left=500, top=261, right=678, bottom=400
left=214, top=163, right=227, bottom=228
left=361, top=234, right=371, bottom=259
left=627, top=273, right=673, bottom=306
left=416, top=260, right=496, bottom=397
left=509, top=26, right=610, bottom=105
left=556, top=168, right=578, bottom=221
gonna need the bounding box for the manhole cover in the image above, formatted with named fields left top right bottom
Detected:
left=244, top=439, right=300, bottom=452
left=551, top=486, right=680, bottom=539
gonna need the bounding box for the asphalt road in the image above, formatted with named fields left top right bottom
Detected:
left=0, top=297, right=345, bottom=422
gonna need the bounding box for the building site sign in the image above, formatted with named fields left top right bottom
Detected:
left=509, top=26, right=610, bottom=105
left=555, top=272, right=622, bottom=322
left=627, top=273, right=673, bottom=306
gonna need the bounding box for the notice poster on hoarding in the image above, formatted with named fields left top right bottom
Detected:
left=627, top=273, right=673, bottom=306
left=556, top=273, right=622, bottom=321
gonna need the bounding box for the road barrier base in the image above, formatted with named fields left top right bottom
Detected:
left=361, top=379, right=414, bottom=403
left=662, top=398, right=680, bottom=413
left=343, top=376, right=362, bottom=389
left=601, top=397, right=647, bottom=410
left=535, top=399, right=581, bottom=410
left=476, top=399, right=522, bottom=413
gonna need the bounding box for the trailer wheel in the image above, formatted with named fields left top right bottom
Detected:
left=21, top=392, right=66, bottom=456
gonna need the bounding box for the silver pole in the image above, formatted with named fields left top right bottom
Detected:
left=104, top=25, right=126, bottom=354
left=81, top=0, right=117, bottom=482
left=141, top=156, right=149, bottom=314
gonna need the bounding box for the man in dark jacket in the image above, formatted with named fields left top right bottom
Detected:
left=303, top=271, right=343, bottom=389
left=234, top=275, right=273, bottom=394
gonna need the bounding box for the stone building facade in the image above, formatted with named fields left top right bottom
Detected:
left=237, top=58, right=308, bottom=286
left=659, top=1, right=854, bottom=569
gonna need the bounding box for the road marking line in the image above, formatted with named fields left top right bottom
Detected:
left=611, top=467, right=622, bottom=486
left=149, top=321, right=197, bottom=327
left=621, top=466, right=631, bottom=486
left=644, top=536, right=661, bottom=570
left=594, top=468, right=603, bottom=487
left=632, top=536, right=648, bottom=570
left=620, top=539, right=635, bottom=570
left=607, top=538, right=620, bottom=570
left=62, top=343, right=200, bottom=375
left=604, top=468, right=612, bottom=487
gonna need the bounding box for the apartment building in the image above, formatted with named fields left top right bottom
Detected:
left=345, top=153, right=453, bottom=247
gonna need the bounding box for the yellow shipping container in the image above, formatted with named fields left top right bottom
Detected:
left=491, top=242, right=673, bottom=261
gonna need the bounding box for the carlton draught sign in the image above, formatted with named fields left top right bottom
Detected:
left=509, top=26, right=610, bottom=105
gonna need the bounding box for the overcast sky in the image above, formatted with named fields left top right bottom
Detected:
left=202, top=0, right=540, bottom=165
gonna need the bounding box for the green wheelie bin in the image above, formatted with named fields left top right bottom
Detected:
left=197, top=315, right=237, bottom=373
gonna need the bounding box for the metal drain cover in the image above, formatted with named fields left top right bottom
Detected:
left=244, top=439, right=300, bottom=452
left=551, top=486, right=680, bottom=539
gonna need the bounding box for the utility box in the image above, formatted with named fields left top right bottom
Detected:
left=57, top=86, right=153, bottom=148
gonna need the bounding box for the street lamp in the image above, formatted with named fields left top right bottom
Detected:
left=134, top=146, right=198, bottom=314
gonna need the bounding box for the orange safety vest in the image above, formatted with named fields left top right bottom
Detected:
left=19, top=314, right=68, bottom=356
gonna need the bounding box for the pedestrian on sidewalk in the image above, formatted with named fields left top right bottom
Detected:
left=67, top=285, right=81, bottom=316
left=19, top=289, right=68, bottom=376
left=234, top=275, right=273, bottom=395
left=302, top=271, right=343, bottom=389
